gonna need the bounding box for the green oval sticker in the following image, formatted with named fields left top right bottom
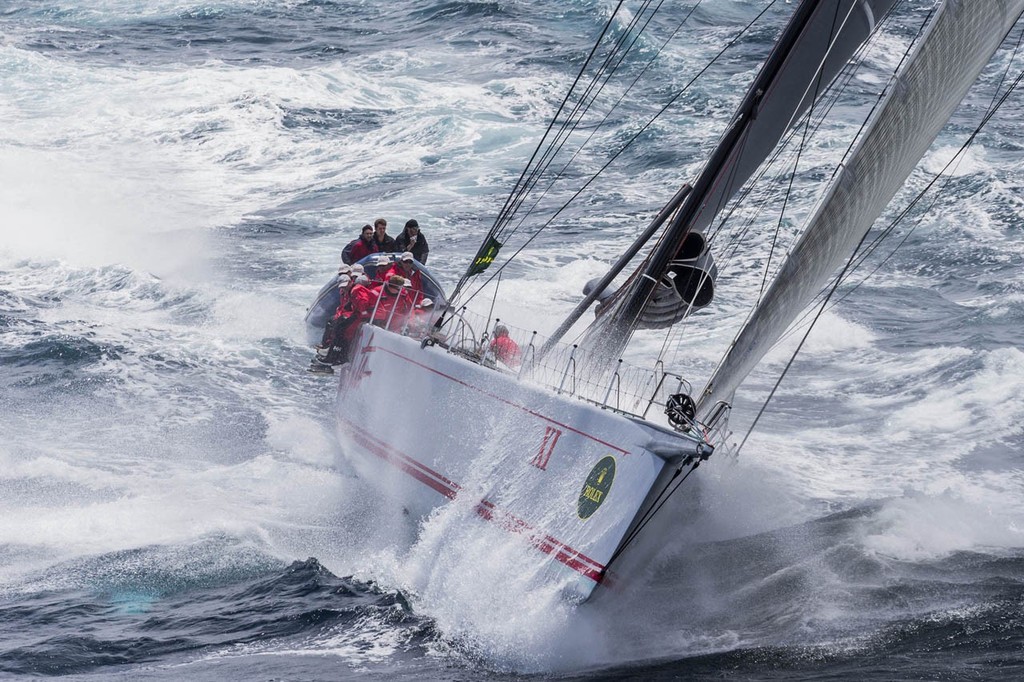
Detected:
left=578, top=455, right=616, bottom=519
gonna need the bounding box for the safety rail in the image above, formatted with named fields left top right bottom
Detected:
left=365, top=283, right=436, bottom=337
left=323, top=265, right=725, bottom=447
left=422, top=306, right=714, bottom=431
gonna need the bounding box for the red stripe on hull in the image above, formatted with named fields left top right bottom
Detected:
left=337, top=416, right=606, bottom=584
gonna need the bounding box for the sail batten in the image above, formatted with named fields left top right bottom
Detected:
left=697, top=0, right=1024, bottom=417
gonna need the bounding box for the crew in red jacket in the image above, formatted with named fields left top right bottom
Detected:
left=348, top=274, right=375, bottom=321
left=372, top=275, right=415, bottom=332
left=382, top=251, right=424, bottom=297
left=339, top=274, right=376, bottom=346
left=342, top=224, right=379, bottom=264
left=316, top=274, right=355, bottom=364
left=489, top=325, right=521, bottom=368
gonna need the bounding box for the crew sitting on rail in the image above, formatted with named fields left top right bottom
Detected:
left=380, top=252, right=424, bottom=293
left=371, top=274, right=415, bottom=331
left=316, top=273, right=356, bottom=365
left=372, top=255, right=392, bottom=283
left=349, top=273, right=375, bottom=322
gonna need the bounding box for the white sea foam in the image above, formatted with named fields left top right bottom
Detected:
left=0, top=146, right=217, bottom=278
left=861, top=490, right=1024, bottom=562
left=765, top=309, right=877, bottom=359
left=922, top=143, right=986, bottom=178
left=886, top=346, right=1024, bottom=447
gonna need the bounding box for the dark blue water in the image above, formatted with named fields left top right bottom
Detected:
left=2, top=1, right=1024, bottom=679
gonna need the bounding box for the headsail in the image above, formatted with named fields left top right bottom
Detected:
left=578, top=0, right=900, bottom=358
left=697, top=0, right=1024, bottom=417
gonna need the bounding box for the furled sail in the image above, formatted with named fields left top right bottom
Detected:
left=580, top=0, right=900, bottom=357
left=697, top=0, right=1024, bottom=417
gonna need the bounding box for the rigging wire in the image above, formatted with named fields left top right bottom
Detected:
left=748, top=0, right=870, bottom=298
left=599, top=2, right=917, bottom=566
left=710, top=0, right=909, bottom=264
left=444, top=1, right=630, bottom=307
left=494, top=0, right=665, bottom=245
left=493, top=0, right=711, bottom=249
left=607, top=8, right=1024, bottom=573
left=752, top=0, right=851, bottom=306
left=503, top=0, right=696, bottom=244
left=733, top=38, right=1024, bottom=458
left=483, top=269, right=502, bottom=339
left=769, top=17, right=1024, bottom=350
left=453, top=1, right=780, bottom=315
left=487, top=1, right=627, bottom=236
left=605, top=454, right=704, bottom=570
left=659, top=0, right=908, bottom=374
left=733, top=232, right=866, bottom=457
left=756, top=96, right=813, bottom=302
left=827, top=19, right=1024, bottom=292
left=707, top=0, right=909, bottom=271
left=774, top=62, right=1024, bottom=350
left=687, top=0, right=928, bottom=394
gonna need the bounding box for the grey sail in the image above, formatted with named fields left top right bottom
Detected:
left=662, top=0, right=900, bottom=239
left=697, top=0, right=1024, bottom=417
left=577, top=0, right=899, bottom=358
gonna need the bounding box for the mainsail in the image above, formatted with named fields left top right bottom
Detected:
left=697, top=0, right=1024, bottom=417
left=576, top=0, right=899, bottom=357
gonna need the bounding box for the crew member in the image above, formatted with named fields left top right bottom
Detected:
left=372, top=275, right=415, bottom=331
left=342, top=224, right=379, bottom=264
left=395, top=219, right=429, bottom=264
left=489, top=324, right=521, bottom=368
left=382, top=251, right=424, bottom=296
left=372, top=217, right=397, bottom=253
left=317, top=274, right=356, bottom=364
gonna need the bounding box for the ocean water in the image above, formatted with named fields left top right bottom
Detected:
left=2, top=1, right=1024, bottom=679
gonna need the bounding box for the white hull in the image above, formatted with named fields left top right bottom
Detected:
left=335, top=324, right=710, bottom=601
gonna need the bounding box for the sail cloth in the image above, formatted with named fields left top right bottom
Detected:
left=697, top=0, right=1024, bottom=417
left=601, top=230, right=718, bottom=331
left=583, top=0, right=899, bottom=354
left=663, top=0, right=900, bottom=240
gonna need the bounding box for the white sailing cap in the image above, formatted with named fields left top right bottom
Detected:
left=351, top=264, right=364, bottom=275
left=337, top=274, right=352, bottom=286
